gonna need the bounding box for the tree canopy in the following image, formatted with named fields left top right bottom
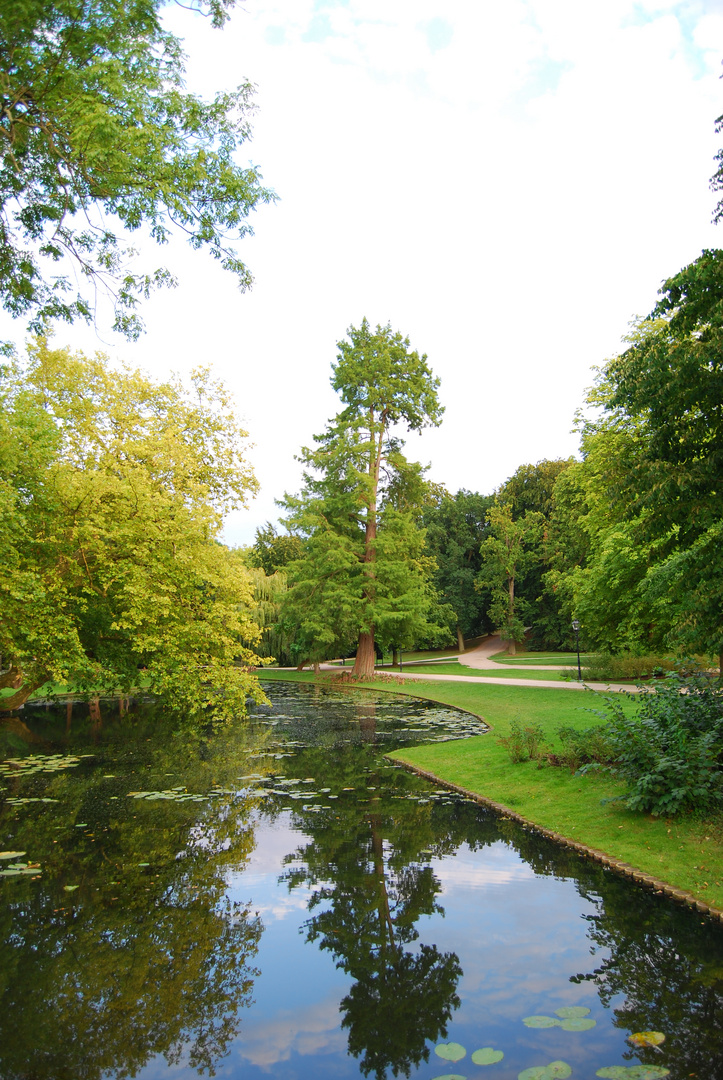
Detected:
left=0, top=0, right=275, bottom=338
left=0, top=337, right=266, bottom=722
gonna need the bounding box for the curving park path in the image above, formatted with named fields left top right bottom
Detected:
left=386, top=635, right=639, bottom=693
left=458, top=635, right=569, bottom=670
left=388, top=669, right=637, bottom=692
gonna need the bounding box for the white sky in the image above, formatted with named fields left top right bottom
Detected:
left=6, top=0, right=723, bottom=544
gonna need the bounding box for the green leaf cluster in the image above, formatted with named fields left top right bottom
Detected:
left=0, top=336, right=266, bottom=725
left=0, top=0, right=275, bottom=337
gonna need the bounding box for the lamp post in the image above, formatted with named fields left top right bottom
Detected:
left=572, top=618, right=582, bottom=681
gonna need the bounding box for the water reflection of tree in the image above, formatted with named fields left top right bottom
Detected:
left=278, top=729, right=504, bottom=1080
left=0, top=708, right=269, bottom=1080
left=571, top=883, right=723, bottom=1079
left=504, top=821, right=723, bottom=1080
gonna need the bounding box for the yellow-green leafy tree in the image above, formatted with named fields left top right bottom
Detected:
left=0, top=337, right=266, bottom=724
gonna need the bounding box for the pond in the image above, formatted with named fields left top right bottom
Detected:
left=1, top=681, right=723, bottom=1080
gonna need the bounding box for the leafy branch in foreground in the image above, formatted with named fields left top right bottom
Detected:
left=0, top=0, right=276, bottom=338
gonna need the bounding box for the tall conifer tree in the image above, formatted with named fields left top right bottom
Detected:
left=281, top=319, right=443, bottom=676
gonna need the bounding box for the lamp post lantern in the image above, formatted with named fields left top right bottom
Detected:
left=572, top=619, right=582, bottom=681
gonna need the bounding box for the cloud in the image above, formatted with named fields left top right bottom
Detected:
left=237, top=994, right=347, bottom=1066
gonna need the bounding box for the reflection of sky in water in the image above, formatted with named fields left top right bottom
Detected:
left=137, top=812, right=623, bottom=1080
left=86, top=684, right=723, bottom=1080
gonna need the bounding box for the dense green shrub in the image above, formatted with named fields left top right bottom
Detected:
left=600, top=677, right=723, bottom=815
left=497, top=720, right=546, bottom=764
left=547, top=725, right=616, bottom=772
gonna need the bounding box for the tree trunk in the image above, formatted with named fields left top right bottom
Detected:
left=506, top=576, right=516, bottom=655
left=313, top=661, right=320, bottom=675
left=456, top=625, right=465, bottom=653
left=353, top=630, right=376, bottom=678
left=0, top=679, right=44, bottom=712
left=353, top=407, right=383, bottom=681
left=392, top=647, right=399, bottom=667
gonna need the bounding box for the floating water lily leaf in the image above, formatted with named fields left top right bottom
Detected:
left=431, top=1074, right=466, bottom=1080
left=63, top=885, right=80, bottom=892
left=547, top=1065, right=572, bottom=1080
left=435, top=1043, right=466, bottom=1062
left=523, top=1016, right=561, bottom=1028
left=555, top=1007, right=590, bottom=1019
left=628, top=1032, right=665, bottom=1049
left=471, top=1047, right=504, bottom=1065
left=596, top=1068, right=670, bottom=1080
left=0, top=852, right=26, bottom=860
left=560, top=1018, right=596, bottom=1031
left=137, top=862, right=150, bottom=867
left=519, top=1063, right=572, bottom=1080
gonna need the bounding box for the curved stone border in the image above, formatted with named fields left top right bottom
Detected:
left=388, top=757, right=723, bottom=925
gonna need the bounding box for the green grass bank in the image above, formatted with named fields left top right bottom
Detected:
left=260, top=669, right=723, bottom=912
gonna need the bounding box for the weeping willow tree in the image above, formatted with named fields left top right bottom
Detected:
left=244, top=568, right=291, bottom=665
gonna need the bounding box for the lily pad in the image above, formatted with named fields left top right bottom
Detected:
left=518, top=1064, right=571, bottom=1080
left=555, top=1007, right=590, bottom=1019
left=435, top=1043, right=466, bottom=1062
left=432, top=1075, right=466, bottom=1080
left=597, top=1069, right=670, bottom=1080
left=560, top=1018, right=596, bottom=1031
left=472, top=1048, right=504, bottom=1065
left=628, top=1032, right=665, bottom=1049
left=0, top=851, right=26, bottom=860
left=523, top=1016, right=561, bottom=1028
left=63, top=885, right=80, bottom=892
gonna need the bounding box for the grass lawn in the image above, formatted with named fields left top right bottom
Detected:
left=381, top=662, right=567, bottom=681
left=489, top=650, right=593, bottom=667
left=260, top=669, right=723, bottom=912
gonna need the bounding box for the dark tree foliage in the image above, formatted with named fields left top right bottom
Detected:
left=0, top=0, right=275, bottom=338
left=421, top=489, right=494, bottom=648
left=499, top=458, right=575, bottom=520
left=248, top=522, right=303, bottom=576
left=498, top=459, right=575, bottom=649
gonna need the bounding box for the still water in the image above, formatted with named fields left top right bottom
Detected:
left=1, top=682, right=723, bottom=1080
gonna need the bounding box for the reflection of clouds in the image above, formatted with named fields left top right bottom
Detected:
left=433, top=847, right=536, bottom=893
left=246, top=887, right=310, bottom=922
left=238, top=994, right=346, bottom=1067
left=226, top=812, right=318, bottom=921
left=242, top=812, right=308, bottom=875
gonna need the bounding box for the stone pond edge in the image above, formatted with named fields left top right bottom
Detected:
left=387, top=756, right=723, bottom=925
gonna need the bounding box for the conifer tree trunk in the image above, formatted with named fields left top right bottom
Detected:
left=507, top=576, right=516, bottom=656
left=353, top=406, right=384, bottom=678
left=355, top=631, right=377, bottom=678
